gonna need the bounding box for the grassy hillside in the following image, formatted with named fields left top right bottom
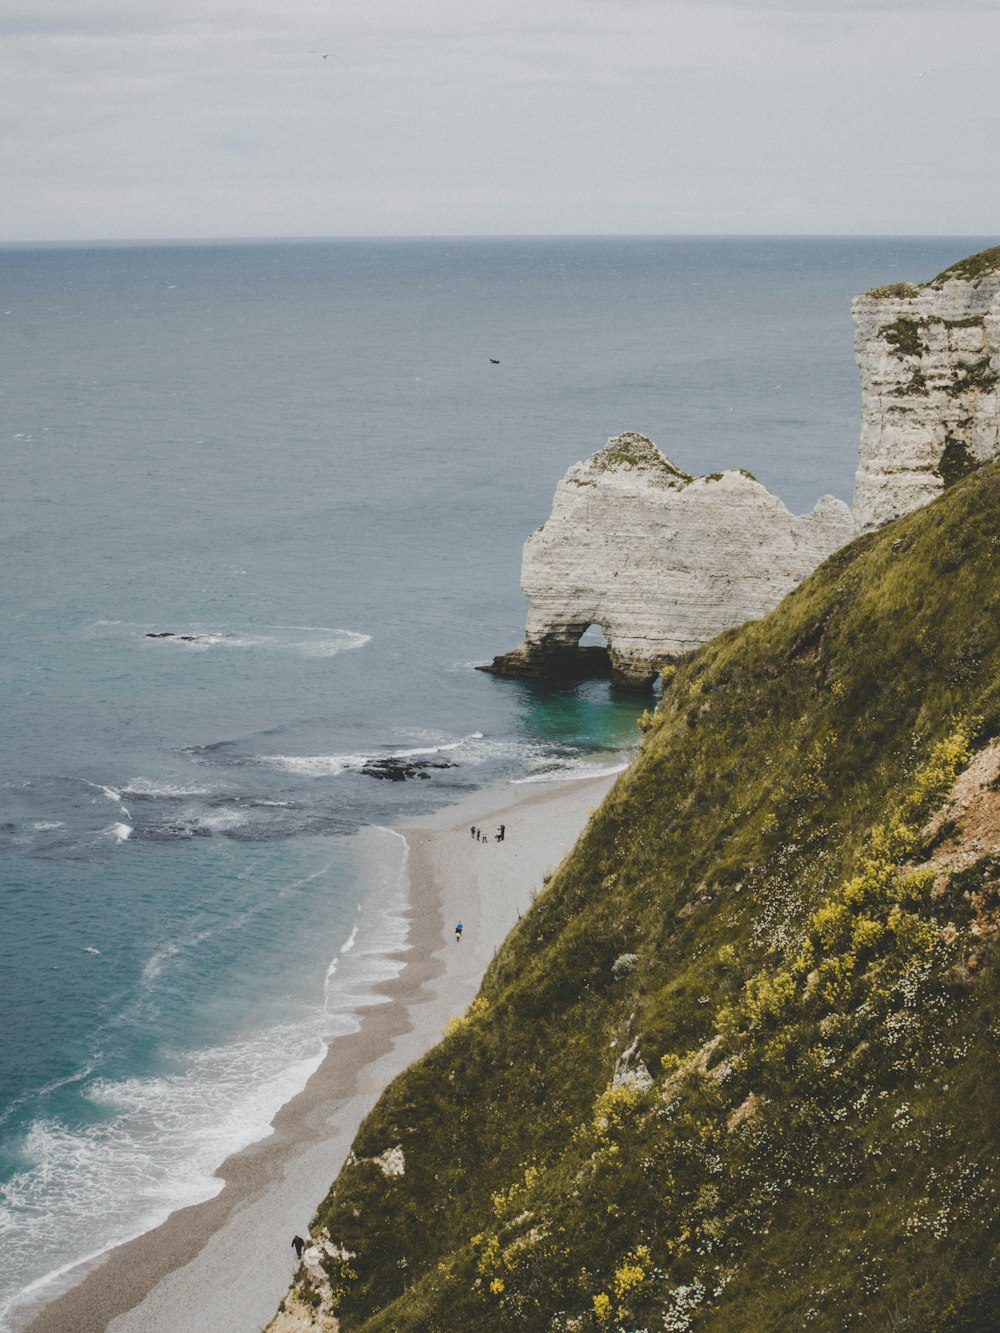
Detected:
left=276, top=464, right=1000, bottom=1332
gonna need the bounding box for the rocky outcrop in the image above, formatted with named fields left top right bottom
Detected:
left=265, top=1232, right=354, bottom=1333
left=482, top=433, right=856, bottom=689
left=265, top=1290, right=340, bottom=1333
left=853, top=247, right=1000, bottom=530
left=611, top=1036, right=654, bottom=1093
left=359, top=757, right=456, bottom=781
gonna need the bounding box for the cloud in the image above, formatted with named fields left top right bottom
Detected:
left=1, top=0, right=999, bottom=239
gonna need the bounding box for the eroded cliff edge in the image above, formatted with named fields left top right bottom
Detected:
left=481, top=432, right=856, bottom=689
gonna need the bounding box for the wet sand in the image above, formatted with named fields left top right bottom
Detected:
left=22, top=769, right=619, bottom=1333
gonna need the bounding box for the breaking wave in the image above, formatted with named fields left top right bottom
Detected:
left=509, top=758, right=630, bottom=785
left=0, top=828, right=415, bottom=1332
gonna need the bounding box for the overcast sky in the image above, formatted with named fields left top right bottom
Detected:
left=2, top=0, right=999, bottom=241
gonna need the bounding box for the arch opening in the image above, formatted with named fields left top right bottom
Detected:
left=577, top=622, right=608, bottom=649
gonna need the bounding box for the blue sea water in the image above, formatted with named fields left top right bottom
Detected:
left=0, top=235, right=988, bottom=1325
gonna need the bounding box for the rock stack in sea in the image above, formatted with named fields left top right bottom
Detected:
left=481, top=432, right=856, bottom=689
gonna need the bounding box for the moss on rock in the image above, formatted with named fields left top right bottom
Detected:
left=879, top=317, right=924, bottom=358
left=938, top=435, right=978, bottom=488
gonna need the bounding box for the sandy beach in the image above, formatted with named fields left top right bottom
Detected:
left=20, top=768, right=620, bottom=1333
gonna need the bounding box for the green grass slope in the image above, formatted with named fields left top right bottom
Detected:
left=281, top=465, right=1000, bottom=1332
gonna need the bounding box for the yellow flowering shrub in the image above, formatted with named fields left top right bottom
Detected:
left=592, top=1291, right=612, bottom=1323
left=592, top=1084, right=642, bottom=1137
left=612, top=1246, right=651, bottom=1299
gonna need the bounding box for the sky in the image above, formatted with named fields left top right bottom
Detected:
left=2, top=0, right=999, bottom=242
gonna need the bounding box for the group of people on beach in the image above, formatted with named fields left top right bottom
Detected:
left=470, top=823, right=505, bottom=842
left=454, top=823, right=508, bottom=942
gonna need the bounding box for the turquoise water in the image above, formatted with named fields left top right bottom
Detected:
left=0, top=235, right=987, bottom=1324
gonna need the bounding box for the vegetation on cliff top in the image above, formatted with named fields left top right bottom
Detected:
left=929, top=246, right=1000, bottom=288
left=863, top=281, right=920, bottom=301
left=589, top=433, right=692, bottom=482
left=277, top=466, right=1000, bottom=1332
left=863, top=245, right=1000, bottom=298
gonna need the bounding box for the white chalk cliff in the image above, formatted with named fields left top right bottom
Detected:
left=484, top=433, right=856, bottom=688
left=853, top=249, right=1000, bottom=530
left=485, top=247, right=1000, bottom=689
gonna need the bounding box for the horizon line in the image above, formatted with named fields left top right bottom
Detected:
left=1, top=231, right=997, bottom=251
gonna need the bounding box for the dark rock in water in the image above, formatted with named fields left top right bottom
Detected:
left=146, top=632, right=175, bottom=638
left=360, top=757, right=458, bottom=782
left=479, top=639, right=669, bottom=690
left=142, top=823, right=212, bottom=840
left=179, top=636, right=196, bottom=642
left=478, top=642, right=613, bottom=683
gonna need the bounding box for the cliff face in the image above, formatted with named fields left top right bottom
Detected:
left=483, top=433, right=856, bottom=689
left=853, top=248, right=1000, bottom=530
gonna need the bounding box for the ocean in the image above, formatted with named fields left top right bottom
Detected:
left=0, top=235, right=986, bottom=1327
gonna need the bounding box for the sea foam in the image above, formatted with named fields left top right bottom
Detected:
left=122, top=779, right=214, bottom=799
left=265, top=731, right=485, bottom=778
left=0, top=1026, right=327, bottom=1330
left=510, top=758, right=630, bottom=785
left=0, top=833, right=415, bottom=1331
left=137, top=624, right=370, bottom=657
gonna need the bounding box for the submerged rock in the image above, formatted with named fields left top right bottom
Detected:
left=359, top=757, right=457, bottom=781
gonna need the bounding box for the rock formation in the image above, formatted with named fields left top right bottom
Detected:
left=484, top=246, right=1000, bottom=690
left=853, top=247, right=1000, bottom=530
left=482, top=433, right=856, bottom=689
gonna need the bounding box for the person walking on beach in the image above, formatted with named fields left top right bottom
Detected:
left=292, top=1235, right=305, bottom=1260
left=495, top=824, right=505, bottom=842
left=470, top=825, right=475, bottom=839
left=455, top=921, right=463, bottom=941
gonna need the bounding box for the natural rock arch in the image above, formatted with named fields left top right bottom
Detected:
left=481, top=433, right=857, bottom=689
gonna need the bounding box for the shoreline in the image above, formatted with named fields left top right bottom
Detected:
left=19, top=768, right=620, bottom=1333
